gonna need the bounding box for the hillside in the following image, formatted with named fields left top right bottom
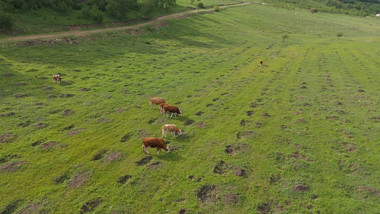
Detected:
left=1, top=2, right=380, bottom=213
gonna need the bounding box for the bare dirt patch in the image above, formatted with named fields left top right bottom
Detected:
left=48, top=94, right=57, bottom=98
left=97, top=118, right=112, bottom=123
left=14, top=93, right=28, bottom=98
left=104, top=151, right=121, bottom=163
left=136, top=156, right=153, bottom=166
left=62, top=109, right=74, bottom=116
left=36, top=123, right=48, bottom=129
left=19, top=203, right=41, bottom=214
left=246, top=111, right=255, bottom=116
left=69, top=171, right=90, bottom=188
left=257, top=202, right=272, bottom=214
left=293, top=183, right=309, bottom=192
left=179, top=209, right=188, bottom=214
left=40, top=141, right=66, bottom=150
left=237, top=131, right=254, bottom=139
left=67, top=128, right=84, bottom=136
left=120, top=133, right=131, bottom=142
left=195, top=122, right=205, bottom=127
left=262, top=112, right=271, bottom=117
left=356, top=186, right=379, bottom=196
left=197, top=185, right=217, bottom=203
left=233, top=167, right=246, bottom=177
left=0, top=161, right=25, bottom=172
left=223, top=193, right=239, bottom=204
left=117, top=108, right=126, bottom=113
left=184, top=119, right=195, bottom=126
left=60, top=93, right=75, bottom=98
left=0, top=112, right=15, bottom=117
left=52, top=173, right=70, bottom=184
left=0, top=133, right=17, bottom=143
left=326, top=115, right=338, bottom=119
left=92, top=149, right=108, bottom=161
left=213, top=161, right=229, bottom=175
left=195, top=111, right=204, bottom=116
left=81, top=197, right=102, bottom=213
left=17, top=120, right=30, bottom=128
left=342, top=142, right=357, bottom=153
left=117, top=174, right=132, bottom=184
left=147, top=161, right=161, bottom=169
left=43, top=86, right=53, bottom=91
left=80, top=87, right=90, bottom=91
left=1, top=200, right=23, bottom=214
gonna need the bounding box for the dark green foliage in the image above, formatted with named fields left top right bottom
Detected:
left=81, top=4, right=103, bottom=22
left=0, top=12, right=13, bottom=30
left=197, top=2, right=204, bottom=8
left=106, top=0, right=139, bottom=19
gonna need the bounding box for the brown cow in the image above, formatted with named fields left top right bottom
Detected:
left=52, top=75, right=62, bottom=84
left=160, top=103, right=169, bottom=114
left=260, top=60, right=263, bottom=67
left=149, top=97, right=166, bottom=108
left=142, top=137, right=169, bottom=154
left=163, top=105, right=182, bottom=117
left=162, top=124, right=183, bottom=137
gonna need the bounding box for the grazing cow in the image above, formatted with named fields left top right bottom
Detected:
left=142, top=137, right=169, bottom=154
left=260, top=60, right=263, bottom=67
left=160, top=103, right=169, bottom=114
left=52, top=75, right=62, bottom=84
left=162, top=124, right=183, bottom=137
left=149, top=97, right=166, bottom=108
left=163, top=105, right=182, bottom=117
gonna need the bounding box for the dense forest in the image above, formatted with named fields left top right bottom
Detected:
left=0, top=0, right=176, bottom=29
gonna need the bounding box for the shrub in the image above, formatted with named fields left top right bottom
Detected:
left=214, top=5, right=220, bottom=12
left=310, top=8, right=318, bottom=13
left=197, top=2, right=204, bottom=9
left=0, top=12, right=13, bottom=30
left=282, top=34, right=288, bottom=42
left=337, top=32, right=343, bottom=37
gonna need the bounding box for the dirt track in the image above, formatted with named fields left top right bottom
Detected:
left=0, top=2, right=250, bottom=43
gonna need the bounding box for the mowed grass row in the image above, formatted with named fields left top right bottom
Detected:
left=1, top=4, right=380, bottom=213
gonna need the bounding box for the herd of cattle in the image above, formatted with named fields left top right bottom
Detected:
left=53, top=74, right=182, bottom=155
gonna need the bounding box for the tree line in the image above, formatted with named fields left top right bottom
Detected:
left=0, top=0, right=176, bottom=29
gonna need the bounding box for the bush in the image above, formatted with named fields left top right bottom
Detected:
left=197, top=2, right=204, bottom=9
left=214, top=5, right=220, bottom=12
left=81, top=5, right=103, bottom=22
left=0, top=12, right=13, bottom=30
left=337, top=32, right=343, bottom=37
left=282, top=34, right=288, bottom=42
left=310, top=8, right=318, bottom=13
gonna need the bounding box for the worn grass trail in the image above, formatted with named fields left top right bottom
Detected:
left=0, top=3, right=379, bottom=213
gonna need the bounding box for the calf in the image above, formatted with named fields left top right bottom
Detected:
left=162, top=124, right=183, bottom=137
left=142, top=137, right=169, bottom=154
left=149, top=97, right=166, bottom=108
left=52, top=75, right=62, bottom=84
left=163, top=105, right=182, bottom=117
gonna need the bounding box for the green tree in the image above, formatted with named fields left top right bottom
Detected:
left=0, top=12, right=13, bottom=30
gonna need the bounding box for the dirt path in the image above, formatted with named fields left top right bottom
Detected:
left=0, top=2, right=250, bottom=43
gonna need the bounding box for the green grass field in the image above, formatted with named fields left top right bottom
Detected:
left=1, top=3, right=380, bottom=213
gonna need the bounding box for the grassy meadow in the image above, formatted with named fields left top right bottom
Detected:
left=1, top=3, right=380, bottom=213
